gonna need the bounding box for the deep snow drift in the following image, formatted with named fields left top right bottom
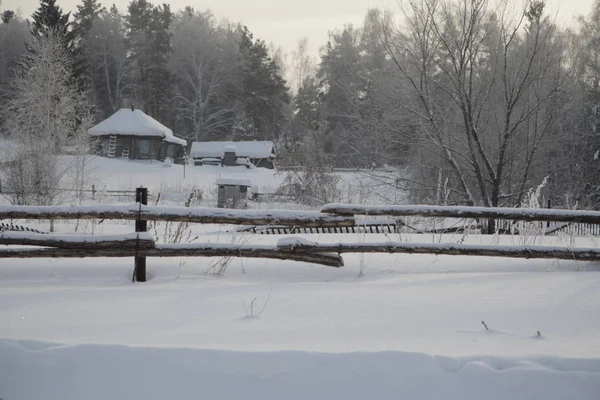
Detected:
left=1, top=153, right=599, bottom=399
left=2, top=340, right=599, bottom=400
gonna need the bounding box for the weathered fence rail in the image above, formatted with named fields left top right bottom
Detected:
left=0, top=235, right=343, bottom=267
left=3, top=199, right=600, bottom=283
left=321, top=203, right=600, bottom=224
left=278, top=238, right=600, bottom=262
left=0, top=203, right=356, bottom=228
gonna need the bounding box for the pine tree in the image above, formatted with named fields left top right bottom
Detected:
left=146, top=3, right=172, bottom=121
left=122, top=0, right=173, bottom=121
left=86, top=5, right=130, bottom=118
left=1, top=10, right=15, bottom=24
left=73, top=0, right=105, bottom=43
left=29, top=0, right=83, bottom=87
left=237, top=26, right=289, bottom=141
left=31, top=0, right=72, bottom=41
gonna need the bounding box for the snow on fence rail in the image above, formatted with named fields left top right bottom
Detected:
left=0, top=204, right=356, bottom=228
left=321, top=203, right=600, bottom=224
left=0, top=232, right=343, bottom=268
left=3, top=199, right=600, bottom=283
left=277, top=238, right=600, bottom=262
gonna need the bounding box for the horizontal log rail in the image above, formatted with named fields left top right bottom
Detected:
left=0, top=204, right=355, bottom=228
left=0, top=232, right=154, bottom=249
left=2, top=200, right=599, bottom=282
left=0, top=243, right=344, bottom=268
left=278, top=239, right=600, bottom=262
left=321, top=203, right=600, bottom=224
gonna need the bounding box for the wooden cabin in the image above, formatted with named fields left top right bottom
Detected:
left=88, top=107, right=187, bottom=161
left=190, top=141, right=276, bottom=169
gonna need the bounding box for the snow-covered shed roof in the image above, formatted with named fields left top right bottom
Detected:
left=88, top=108, right=187, bottom=146
left=190, top=141, right=275, bottom=159
left=215, top=178, right=253, bottom=187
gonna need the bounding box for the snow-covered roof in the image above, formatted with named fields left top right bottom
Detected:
left=190, top=141, right=275, bottom=159
left=215, top=178, right=253, bottom=187
left=88, top=108, right=187, bottom=146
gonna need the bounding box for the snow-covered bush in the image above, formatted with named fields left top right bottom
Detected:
left=515, top=177, right=548, bottom=245
left=280, top=128, right=340, bottom=206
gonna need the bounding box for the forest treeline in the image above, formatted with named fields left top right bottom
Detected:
left=0, top=0, right=598, bottom=209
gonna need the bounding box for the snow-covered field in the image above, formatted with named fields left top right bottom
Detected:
left=75, top=155, right=404, bottom=206
left=1, top=156, right=600, bottom=399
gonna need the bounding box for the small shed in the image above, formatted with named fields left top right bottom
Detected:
left=216, top=178, right=252, bottom=209
left=190, top=141, right=276, bottom=169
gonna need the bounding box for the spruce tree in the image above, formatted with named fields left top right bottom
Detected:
left=29, top=0, right=83, bottom=87
left=237, top=26, right=289, bottom=140
left=125, top=0, right=172, bottom=122
left=73, top=0, right=105, bottom=93
left=1, top=10, right=15, bottom=24
left=73, top=0, right=105, bottom=43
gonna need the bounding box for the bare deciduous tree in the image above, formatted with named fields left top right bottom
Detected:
left=169, top=11, right=241, bottom=140
left=375, top=0, right=569, bottom=219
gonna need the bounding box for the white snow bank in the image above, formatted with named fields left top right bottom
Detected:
left=1, top=340, right=598, bottom=400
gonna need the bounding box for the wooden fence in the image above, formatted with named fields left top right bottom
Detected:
left=2, top=193, right=600, bottom=282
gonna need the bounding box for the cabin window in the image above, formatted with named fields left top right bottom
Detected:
left=137, top=139, right=151, bottom=158
left=167, top=145, right=175, bottom=158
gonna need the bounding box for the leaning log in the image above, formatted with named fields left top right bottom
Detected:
left=0, top=204, right=355, bottom=228
left=321, top=203, right=600, bottom=224
left=277, top=238, right=600, bottom=262
left=0, top=243, right=344, bottom=268
left=0, top=232, right=155, bottom=249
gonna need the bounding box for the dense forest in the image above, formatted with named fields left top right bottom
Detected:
left=0, top=0, right=599, bottom=209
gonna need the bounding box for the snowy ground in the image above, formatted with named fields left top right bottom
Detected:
left=1, top=155, right=600, bottom=399
left=2, top=231, right=600, bottom=399
left=61, top=155, right=405, bottom=206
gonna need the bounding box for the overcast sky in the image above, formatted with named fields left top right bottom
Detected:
left=1, top=0, right=596, bottom=55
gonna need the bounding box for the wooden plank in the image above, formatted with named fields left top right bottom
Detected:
left=321, top=204, right=600, bottom=224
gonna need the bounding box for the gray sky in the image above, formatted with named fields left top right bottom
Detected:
left=1, top=0, right=596, bottom=55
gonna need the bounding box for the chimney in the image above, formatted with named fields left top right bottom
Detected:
left=131, top=103, right=134, bottom=111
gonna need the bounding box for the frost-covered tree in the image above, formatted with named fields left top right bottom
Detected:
left=0, top=14, right=28, bottom=132
left=168, top=10, right=241, bottom=140
left=29, top=0, right=84, bottom=88
left=578, top=0, right=600, bottom=208
left=375, top=0, right=569, bottom=216
left=2, top=29, right=93, bottom=205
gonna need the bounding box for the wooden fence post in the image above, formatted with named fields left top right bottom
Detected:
left=92, top=184, right=96, bottom=200
left=134, top=187, right=148, bottom=282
